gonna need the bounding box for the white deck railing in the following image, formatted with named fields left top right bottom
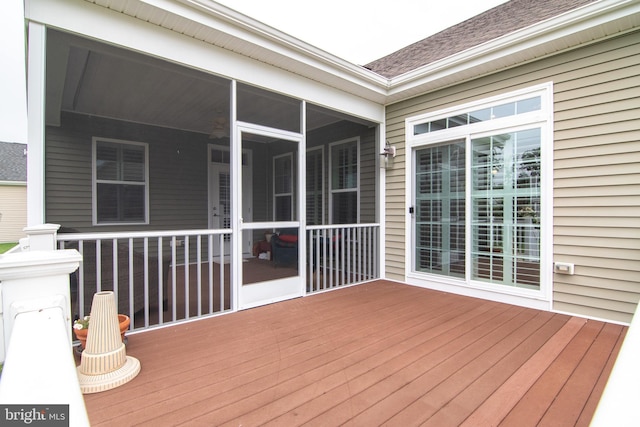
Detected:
left=306, top=224, right=380, bottom=293
left=58, top=224, right=380, bottom=335
left=57, top=229, right=232, bottom=332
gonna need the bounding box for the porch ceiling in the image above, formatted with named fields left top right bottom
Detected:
left=45, top=30, right=371, bottom=137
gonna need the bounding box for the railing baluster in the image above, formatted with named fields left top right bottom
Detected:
left=96, top=239, right=102, bottom=293
left=217, top=234, right=223, bottom=311
left=184, top=236, right=190, bottom=319
left=197, top=235, right=202, bottom=317
left=158, top=236, right=164, bottom=326
left=207, top=234, right=213, bottom=313
left=78, top=240, right=85, bottom=318
left=143, top=237, right=149, bottom=328
left=112, top=239, right=118, bottom=312
left=171, top=236, right=177, bottom=322
left=128, top=238, right=134, bottom=326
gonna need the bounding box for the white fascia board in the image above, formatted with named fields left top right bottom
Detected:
left=131, top=0, right=388, bottom=101
left=176, top=0, right=387, bottom=83
left=388, top=0, right=640, bottom=100
left=26, top=0, right=385, bottom=123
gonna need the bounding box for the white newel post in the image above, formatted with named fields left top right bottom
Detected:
left=0, top=224, right=89, bottom=426
left=0, top=224, right=81, bottom=357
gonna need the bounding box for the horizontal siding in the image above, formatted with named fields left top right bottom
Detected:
left=0, top=185, right=27, bottom=242
left=46, top=112, right=209, bottom=233
left=385, top=30, right=640, bottom=322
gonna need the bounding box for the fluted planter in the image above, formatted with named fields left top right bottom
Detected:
left=77, top=291, right=140, bottom=394
left=74, top=314, right=130, bottom=350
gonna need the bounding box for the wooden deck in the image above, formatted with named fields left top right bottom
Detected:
left=80, top=280, right=626, bottom=426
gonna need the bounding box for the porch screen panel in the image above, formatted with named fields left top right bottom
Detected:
left=415, top=141, right=465, bottom=277
left=471, top=128, right=541, bottom=289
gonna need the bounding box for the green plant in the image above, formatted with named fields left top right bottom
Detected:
left=0, top=243, right=17, bottom=254
left=73, top=316, right=90, bottom=330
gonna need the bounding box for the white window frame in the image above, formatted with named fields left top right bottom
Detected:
left=306, top=146, right=325, bottom=225
left=405, top=83, right=553, bottom=310
left=329, top=137, right=360, bottom=224
left=273, top=152, right=294, bottom=221
left=92, top=136, right=149, bottom=225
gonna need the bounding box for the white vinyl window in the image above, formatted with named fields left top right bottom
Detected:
left=273, top=153, right=293, bottom=221
left=93, top=137, right=149, bottom=225
left=306, top=147, right=324, bottom=225
left=407, top=83, right=552, bottom=300
left=330, top=138, right=359, bottom=224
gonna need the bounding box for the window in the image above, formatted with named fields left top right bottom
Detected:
left=273, top=153, right=293, bottom=221
left=330, top=139, right=359, bottom=224
left=408, top=84, right=550, bottom=296
left=306, top=147, right=324, bottom=225
left=93, top=137, right=148, bottom=224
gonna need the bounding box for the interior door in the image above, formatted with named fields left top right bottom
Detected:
left=209, top=146, right=252, bottom=257
left=238, top=126, right=304, bottom=309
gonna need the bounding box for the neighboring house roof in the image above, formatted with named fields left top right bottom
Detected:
left=365, top=0, right=598, bottom=78
left=0, top=142, right=27, bottom=182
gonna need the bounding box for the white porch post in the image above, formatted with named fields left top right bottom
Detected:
left=26, top=22, right=47, bottom=226
left=0, top=0, right=28, bottom=145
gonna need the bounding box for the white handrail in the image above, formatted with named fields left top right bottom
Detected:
left=0, top=308, right=89, bottom=426
left=590, top=307, right=640, bottom=426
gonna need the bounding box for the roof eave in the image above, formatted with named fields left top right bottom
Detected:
left=120, top=0, right=390, bottom=102
left=385, top=0, right=640, bottom=105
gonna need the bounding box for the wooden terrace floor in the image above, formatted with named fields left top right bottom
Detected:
left=81, top=280, right=626, bottom=426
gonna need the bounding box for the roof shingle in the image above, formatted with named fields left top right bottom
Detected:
left=0, top=142, right=27, bottom=182
left=364, top=0, right=597, bottom=78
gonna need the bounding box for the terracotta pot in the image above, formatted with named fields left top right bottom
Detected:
left=74, top=327, right=89, bottom=350
left=74, top=314, right=130, bottom=350
left=118, top=314, right=130, bottom=341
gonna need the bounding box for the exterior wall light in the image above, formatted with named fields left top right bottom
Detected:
left=380, top=141, right=396, bottom=168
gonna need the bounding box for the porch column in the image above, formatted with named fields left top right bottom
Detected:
left=0, top=0, right=28, bottom=145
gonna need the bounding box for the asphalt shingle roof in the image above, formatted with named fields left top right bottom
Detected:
left=364, top=0, right=597, bottom=78
left=0, top=142, right=27, bottom=182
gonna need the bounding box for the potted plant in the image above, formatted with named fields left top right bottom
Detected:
left=73, top=314, right=130, bottom=350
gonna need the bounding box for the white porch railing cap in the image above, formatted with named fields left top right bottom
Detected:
left=0, top=249, right=81, bottom=281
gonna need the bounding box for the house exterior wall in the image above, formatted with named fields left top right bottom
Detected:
left=385, top=30, right=640, bottom=323
left=0, top=184, right=27, bottom=243
left=46, top=113, right=210, bottom=232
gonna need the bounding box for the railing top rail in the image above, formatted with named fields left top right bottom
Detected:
left=306, top=223, right=380, bottom=230
left=57, top=228, right=231, bottom=241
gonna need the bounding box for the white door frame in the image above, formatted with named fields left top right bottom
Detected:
left=234, top=122, right=306, bottom=310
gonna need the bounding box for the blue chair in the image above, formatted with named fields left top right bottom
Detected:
left=271, top=228, right=298, bottom=267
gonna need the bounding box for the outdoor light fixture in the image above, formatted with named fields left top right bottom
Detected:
left=380, top=141, right=396, bottom=168
left=209, top=112, right=229, bottom=139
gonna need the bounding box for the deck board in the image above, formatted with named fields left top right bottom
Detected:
left=80, top=280, right=625, bottom=426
